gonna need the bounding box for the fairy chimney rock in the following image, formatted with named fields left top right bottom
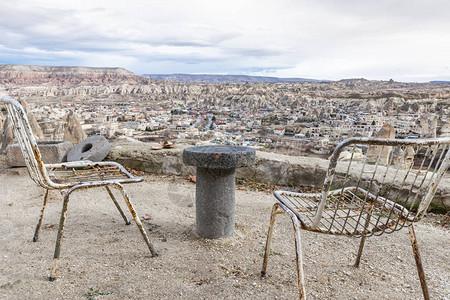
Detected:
left=63, top=111, right=86, bottom=144
left=18, top=99, right=45, bottom=141
left=367, top=123, right=395, bottom=165
left=0, top=116, right=14, bottom=153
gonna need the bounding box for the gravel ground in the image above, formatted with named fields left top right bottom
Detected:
left=0, top=167, right=449, bottom=300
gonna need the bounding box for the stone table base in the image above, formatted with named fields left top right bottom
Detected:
left=196, top=167, right=235, bottom=239
left=183, top=145, right=255, bottom=239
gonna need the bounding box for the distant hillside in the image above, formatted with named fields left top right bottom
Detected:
left=429, top=81, right=450, bottom=84
left=0, top=64, right=149, bottom=86
left=142, top=73, right=324, bottom=83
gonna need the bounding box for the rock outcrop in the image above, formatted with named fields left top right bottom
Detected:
left=0, top=99, right=44, bottom=152
left=18, top=99, right=45, bottom=140
left=367, top=124, right=396, bottom=165
left=0, top=64, right=150, bottom=87
left=63, top=111, right=86, bottom=144
left=0, top=116, right=14, bottom=153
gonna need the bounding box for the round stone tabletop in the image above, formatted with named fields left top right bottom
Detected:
left=183, top=145, right=255, bottom=169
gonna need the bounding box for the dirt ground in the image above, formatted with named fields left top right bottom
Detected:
left=0, top=166, right=449, bottom=300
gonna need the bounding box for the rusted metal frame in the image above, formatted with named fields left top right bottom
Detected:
left=44, top=166, right=142, bottom=190
left=3, top=97, right=53, bottom=189
left=410, top=144, right=448, bottom=214
left=354, top=234, right=367, bottom=267
left=349, top=188, right=411, bottom=234
left=406, top=146, right=438, bottom=212
left=48, top=181, right=157, bottom=280
left=327, top=193, right=360, bottom=235
left=351, top=188, right=413, bottom=228
left=388, top=148, right=420, bottom=221
left=408, top=145, right=440, bottom=209
left=282, top=192, right=340, bottom=232
left=408, top=223, right=430, bottom=300
left=109, top=182, right=158, bottom=257
left=94, top=166, right=131, bottom=225
left=369, top=143, right=403, bottom=235
left=285, top=197, right=315, bottom=226
left=104, top=186, right=131, bottom=225
left=374, top=146, right=410, bottom=234
left=314, top=188, right=369, bottom=234
left=388, top=146, right=423, bottom=231
left=6, top=103, right=43, bottom=186
left=261, top=203, right=281, bottom=277
left=7, top=102, right=39, bottom=182
left=314, top=136, right=434, bottom=230
left=262, top=202, right=306, bottom=300
left=352, top=145, right=384, bottom=235
left=330, top=145, right=358, bottom=232
left=416, top=146, right=450, bottom=220
left=283, top=193, right=317, bottom=224
left=290, top=209, right=307, bottom=300
left=332, top=189, right=370, bottom=235
left=274, top=192, right=312, bottom=228
left=49, top=183, right=112, bottom=280
left=49, top=183, right=76, bottom=281
left=333, top=160, right=366, bottom=233
left=338, top=136, right=450, bottom=148
left=33, top=189, right=50, bottom=242
left=343, top=152, right=369, bottom=233
left=44, top=161, right=143, bottom=189
left=321, top=196, right=354, bottom=234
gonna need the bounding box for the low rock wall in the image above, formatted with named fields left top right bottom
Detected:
left=107, top=139, right=450, bottom=211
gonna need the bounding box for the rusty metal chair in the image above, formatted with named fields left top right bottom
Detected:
left=1, top=95, right=158, bottom=281
left=261, top=137, right=450, bottom=300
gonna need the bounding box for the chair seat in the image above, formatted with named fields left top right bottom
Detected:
left=274, top=187, right=412, bottom=237
left=45, top=161, right=143, bottom=187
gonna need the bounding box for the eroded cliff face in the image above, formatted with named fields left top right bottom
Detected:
left=1, top=64, right=449, bottom=118
left=0, top=64, right=150, bottom=86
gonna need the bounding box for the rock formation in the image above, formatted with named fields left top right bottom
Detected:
left=52, top=122, right=65, bottom=140
left=63, top=111, right=86, bottom=144
left=0, top=116, right=14, bottom=153
left=18, top=99, right=45, bottom=141
left=392, top=146, right=415, bottom=169
left=0, top=64, right=150, bottom=87
left=367, top=124, right=396, bottom=165
left=0, top=99, right=45, bottom=152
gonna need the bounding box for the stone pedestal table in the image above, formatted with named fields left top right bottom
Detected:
left=183, top=145, right=255, bottom=239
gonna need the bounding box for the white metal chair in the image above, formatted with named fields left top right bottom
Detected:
left=261, top=137, right=450, bottom=300
left=1, top=95, right=158, bottom=281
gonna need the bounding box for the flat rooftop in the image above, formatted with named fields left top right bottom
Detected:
left=0, top=169, right=449, bottom=299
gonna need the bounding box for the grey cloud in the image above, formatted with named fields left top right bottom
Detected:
left=225, top=48, right=283, bottom=58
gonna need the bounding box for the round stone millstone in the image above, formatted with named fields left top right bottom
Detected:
left=67, top=135, right=111, bottom=162
left=183, top=145, right=255, bottom=169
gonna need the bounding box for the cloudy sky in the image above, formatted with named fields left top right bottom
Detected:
left=0, top=0, right=449, bottom=82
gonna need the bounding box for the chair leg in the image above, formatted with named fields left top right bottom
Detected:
left=261, top=203, right=306, bottom=300
left=409, top=224, right=430, bottom=300
left=261, top=204, right=281, bottom=276
left=49, top=187, right=73, bottom=281
left=111, top=183, right=158, bottom=257
left=354, top=236, right=367, bottom=267
left=354, top=213, right=372, bottom=267
left=33, top=189, right=50, bottom=242
left=287, top=208, right=307, bottom=300
left=105, top=186, right=131, bottom=225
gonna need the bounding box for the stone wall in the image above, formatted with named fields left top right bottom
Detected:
left=107, top=138, right=450, bottom=211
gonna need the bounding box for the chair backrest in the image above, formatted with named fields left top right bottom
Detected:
left=1, top=95, right=52, bottom=188
left=312, top=137, right=450, bottom=235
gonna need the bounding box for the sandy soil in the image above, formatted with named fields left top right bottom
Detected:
left=0, top=166, right=449, bottom=300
